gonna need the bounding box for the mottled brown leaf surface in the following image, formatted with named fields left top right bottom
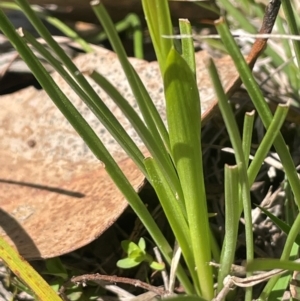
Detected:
left=0, top=46, right=239, bottom=259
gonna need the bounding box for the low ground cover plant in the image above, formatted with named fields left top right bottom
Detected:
left=0, top=0, right=300, bottom=300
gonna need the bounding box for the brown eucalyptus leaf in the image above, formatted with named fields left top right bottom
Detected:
left=0, top=46, right=243, bottom=259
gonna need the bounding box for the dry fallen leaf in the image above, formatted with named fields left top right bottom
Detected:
left=0, top=46, right=241, bottom=259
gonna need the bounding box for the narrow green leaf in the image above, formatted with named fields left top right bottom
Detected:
left=141, top=0, right=173, bottom=72
left=164, top=47, right=213, bottom=299
left=215, top=16, right=300, bottom=299
left=179, top=19, right=196, bottom=77
left=144, top=157, right=197, bottom=293
left=247, top=259, right=300, bottom=273
left=249, top=242, right=298, bottom=301
left=0, top=237, right=62, bottom=301
left=92, top=1, right=171, bottom=154
left=217, top=164, right=240, bottom=292
left=206, top=55, right=253, bottom=300
left=248, top=104, right=289, bottom=185
left=242, top=111, right=255, bottom=167
left=257, top=205, right=300, bottom=246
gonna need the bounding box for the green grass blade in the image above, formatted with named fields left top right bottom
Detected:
left=92, top=1, right=170, bottom=150
left=89, top=71, right=169, bottom=177
left=144, top=157, right=196, bottom=294
left=247, top=259, right=300, bottom=273
left=281, top=0, right=300, bottom=82
left=214, top=15, right=300, bottom=299
left=242, top=111, right=255, bottom=166
left=0, top=237, right=62, bottom=301
left=41, top=15, right=94, bottom=53
left=0, top=10, right=189, bottom=295
left=215, top=18, right=300, bottom=207
left=206, top=56, right=253, bottom=300
left=164, top=47, right=213, bottom=299
left=179, top=19, right=196, bottom=77
left=258, top=205, right=300, bottom=246
left=247, top=104, right=289, bottom=185
left=214, top=20, right=300, bottom=293
left=269, top=240, right=299, bottom=300
left=141, top=0, right=173, bottom=72
left=217, top=164, right=240, bottom=292
left=89, top=13, right=143, bottom=58
left=91, top=2, right=182, bottom=195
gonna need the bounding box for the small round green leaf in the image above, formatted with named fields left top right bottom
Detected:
left=117, top=258, right=141, bottom=269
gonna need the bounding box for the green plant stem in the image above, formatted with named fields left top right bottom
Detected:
left=42, top=15, right=94, bottom=53
left=92, top=1, right=169, bottom=150
left=217, top=164, right=240, bottom=292
left=206, top=57, right=253, bottom=301
left=89, top=70, right=186, bottom=206
left=215, top=17, right=300, bottom=299
left=145, top=158, right=197, bottom=293
left=247, top=104, right=289, bottom=185
left=242, top=111, right=255, bottom=166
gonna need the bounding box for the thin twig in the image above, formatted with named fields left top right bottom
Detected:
left=248, top=0, right=281, bottom=64
left=169, top=242, right=181, bottom=293
left=153, top=247, right=169, bottom=292
left=71, top=274, right=166, bottom=296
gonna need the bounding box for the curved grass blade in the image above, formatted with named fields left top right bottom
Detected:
left=0, top=237, right=62, bottom=301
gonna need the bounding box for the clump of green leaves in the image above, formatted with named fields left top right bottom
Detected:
left=117, top=237, right=164, bottom=270
left=1, top=0, right=300, bottom=301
